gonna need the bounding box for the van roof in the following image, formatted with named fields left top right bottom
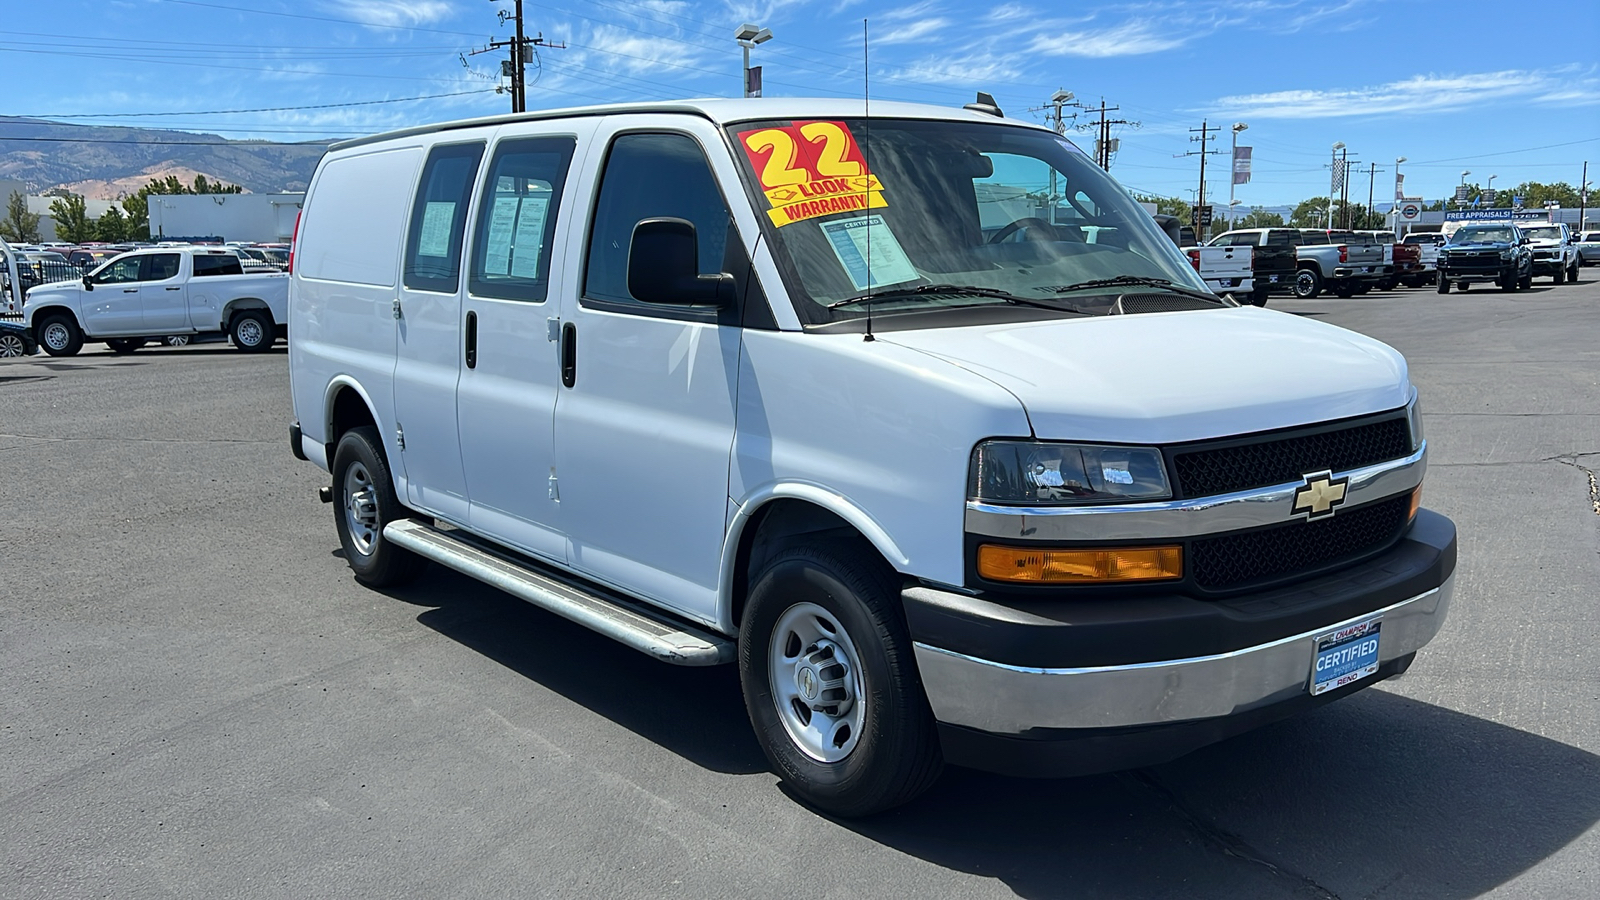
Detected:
left=328, top=97, right=1047, bottom=153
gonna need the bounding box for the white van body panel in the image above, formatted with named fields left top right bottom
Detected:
left=727, top=329, right=1032, bottom=599
left=881, top=308, right=1409, bottom=445
left=291, top=144, right=424, bottom=482
left=456, top=118, right=601, bottom=566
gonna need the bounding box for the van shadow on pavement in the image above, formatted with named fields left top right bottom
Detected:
left=389, top=566, right=1599, bottom=898
left=842, top=689, right=1600, bottom=899
left=389, top=565, right=767, bottom=775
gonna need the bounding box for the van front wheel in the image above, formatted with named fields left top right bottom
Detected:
left=739, top=539, right=942, bottom=817
left=331, top=426, right=426, bottom=588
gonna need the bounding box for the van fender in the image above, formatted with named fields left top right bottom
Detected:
left=717, top=481, right=909, bottom=635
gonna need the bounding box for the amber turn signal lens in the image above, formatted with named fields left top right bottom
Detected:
left=977, top=544, right=1183, bottom=584
left=1408, top=485, right=1422, bottom=521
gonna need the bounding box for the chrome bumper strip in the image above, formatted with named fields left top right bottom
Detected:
left=912, top=575, right=1452, bottom=734
left=965, top=442, right=1425, bottom=542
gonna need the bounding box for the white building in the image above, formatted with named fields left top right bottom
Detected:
left=147, top=193, right=304, bottom=243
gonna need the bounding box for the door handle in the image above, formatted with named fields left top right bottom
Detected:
left=123, top=288, right=138, bottom=293
left=165, top=287, right=181, bottom=291
left=560, top=322, right=576, bottom=388
left=464, top=310, right=478, bottom=369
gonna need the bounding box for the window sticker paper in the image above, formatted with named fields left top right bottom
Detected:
left=417, top=201, right=455, bottom=258
left=820, top=215, right=919, bottom=292
left=737, top=121, right=887, bottom=227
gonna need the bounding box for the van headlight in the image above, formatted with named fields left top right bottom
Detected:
left=969, top=440, right=1171, bottom=505
left=1406, top=391, right=1424, bottom=451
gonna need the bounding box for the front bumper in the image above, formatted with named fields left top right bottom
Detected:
left=905, top=508, right=1456, bottom=777
left=1531, top=256, right=1566, bottom=274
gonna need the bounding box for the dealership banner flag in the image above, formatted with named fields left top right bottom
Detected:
left=1233, top=146, right=1252, bottom=185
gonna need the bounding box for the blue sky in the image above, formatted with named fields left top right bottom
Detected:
left=5, top=0, right=1598, bottom=205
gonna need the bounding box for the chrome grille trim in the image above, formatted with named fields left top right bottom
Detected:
left=964, top=441, right=1425, bottom=542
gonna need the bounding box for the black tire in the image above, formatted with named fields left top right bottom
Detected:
left=330, top=426, right=427, bottom=588
left=1567, top=261, right=1580, bottom=284
left=1500, top=268, right=1517, bottom=292
left=106, top=338, right=147, bottom=355
left=1553, top=265, right=1566, bottom=285
left=1519, top=274, right=1532, bottom=290
left=230, top=309, right=275, bottom=353
left=1292, top=267, right=1322, bottom=300
left=739, top=538, right=942, bottom=817
left=1248, top=288, right=1268, bottom=307
left=0, top=332, right=28, bottom=357
left=1437, top=278, right=1450, bottom=294
left=36, top=313, right=83, bottom=357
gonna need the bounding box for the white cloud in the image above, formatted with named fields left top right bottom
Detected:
left=327, top=1, right=454, bottom=28
left=1027, top=20, right=1190, bottom=57
left=891, top=49, right=1025, bottom=86
left=1206, top=68, right=1600, bottom=119
left=876, top=17, right=952, bottom=45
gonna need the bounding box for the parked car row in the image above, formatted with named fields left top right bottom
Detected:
left=1435, top=223, right=1584, bottom=293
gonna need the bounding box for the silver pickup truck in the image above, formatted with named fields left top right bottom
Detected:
left=1292, top=229, right=1386, bottom=299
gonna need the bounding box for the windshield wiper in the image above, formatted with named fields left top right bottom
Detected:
left=1040, top=275, right=1223, bottom=303
left=827, top=283, right=1079, bottom=312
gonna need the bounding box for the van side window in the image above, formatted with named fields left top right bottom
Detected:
left=469, top=136, right=576, bottom=303
left=404, top=142, right=485, bottom=293
left=583, top=133, right=730, bottom=306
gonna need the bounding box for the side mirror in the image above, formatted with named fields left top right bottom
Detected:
left=82, top=275, right=93, bottom=291
left=627, top=218, right=735, bottom=307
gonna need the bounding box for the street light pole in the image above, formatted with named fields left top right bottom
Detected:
left=1393, top=156, right=1406, bottom=237
left=1229, top=122, right=1247, bottom=228
left=735, top=23, right=773, bottom=98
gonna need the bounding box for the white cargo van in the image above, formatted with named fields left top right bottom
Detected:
left=288, top=99, right=1455, bottom=816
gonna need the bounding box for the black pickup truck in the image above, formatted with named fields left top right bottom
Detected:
left=1208, top=228, right=1300, bottom=306
left=1437, top=224, right=1533, bottom=293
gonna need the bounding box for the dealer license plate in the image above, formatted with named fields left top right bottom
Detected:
left=1269, top=275, right=1280, bottom=283
left=1310, top=619, right=1382, bottom=695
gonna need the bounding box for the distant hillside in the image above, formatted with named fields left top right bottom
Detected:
left=0, top=118, right=331, bottom=195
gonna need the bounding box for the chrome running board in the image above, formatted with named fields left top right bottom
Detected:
left=383, top=518, right=734, bottom=666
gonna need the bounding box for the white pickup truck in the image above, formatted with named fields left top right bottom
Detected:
left=23, top=247, right=288, bottom=356
left=1182, top=243, right=1254, bottom=298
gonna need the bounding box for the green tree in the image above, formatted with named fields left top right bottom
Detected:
left=49, top=193, right=96, bottom=243
left=1290, top=197, right=1330, bottom=228
left=1, top=191, right=42, bottom=243
left=1133, top=192, right=1192, bottom=226
left=96, top=205, right=131, bottom=242
left=1237, top=207, right=1286, bottom=228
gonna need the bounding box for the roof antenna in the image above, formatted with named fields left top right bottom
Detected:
left=862, top=17, right=875, bottom=343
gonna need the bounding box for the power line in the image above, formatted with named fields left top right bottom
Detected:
left=12, top=89, right=498, bottom=120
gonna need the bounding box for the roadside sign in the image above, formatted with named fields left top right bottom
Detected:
left=745, top=66, right=762, bottom=97
left=1397, top=201, right=1422, bottom=221
left=1454, top=185, right=1471, bottom=202
left=1191, top=205, right=1213, bottom=227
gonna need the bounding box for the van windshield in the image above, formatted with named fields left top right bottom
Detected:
left=725, top=118, right=1207, bottom=324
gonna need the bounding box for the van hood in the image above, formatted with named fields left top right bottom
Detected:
left=880, top=308, right=1409, bottom=444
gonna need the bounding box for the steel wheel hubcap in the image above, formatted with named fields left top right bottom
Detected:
left=0, top=335, right=21, bottom=357
left=770, top=602, right=866, bottom=763
left=343, top=461, right=379, bottom=556
left=42, top=323, right=69, bottom=350
left=237, top=319, right=263, bottom=346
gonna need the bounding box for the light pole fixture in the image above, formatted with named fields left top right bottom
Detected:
left=735, top=23, right=773, bottom=98
left=1228, top=122, right=1248, bottom=226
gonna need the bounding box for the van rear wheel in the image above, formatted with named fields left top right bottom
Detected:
left=739, top=539, right=942, bottom=817
left=331, top=426, right=426, bottom=588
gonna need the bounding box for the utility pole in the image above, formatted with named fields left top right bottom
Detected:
left=1580, top=161, right=1589, bottom=232
left=474, top=1, right=564, bottom=113
left=1181, top=120, right=1221, bottom=238
left=1074, top=99, right=1134, bottom=170
left=1039, top=89, right=1074, bottom=221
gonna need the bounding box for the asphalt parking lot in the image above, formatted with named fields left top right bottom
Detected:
left=2, top=278, right=1598, bottom=899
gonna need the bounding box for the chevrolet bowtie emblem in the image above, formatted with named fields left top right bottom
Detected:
left=1292, top=471, right=1349, bottom=519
